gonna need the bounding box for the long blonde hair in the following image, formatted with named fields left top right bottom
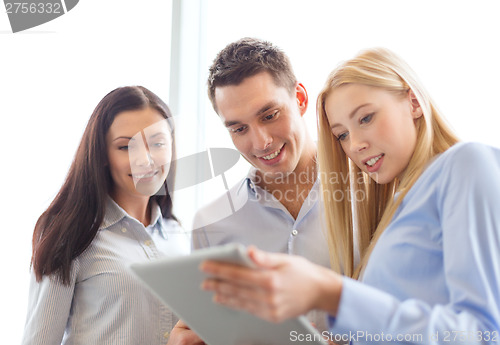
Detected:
left=317, top=48, right=459, bottom=278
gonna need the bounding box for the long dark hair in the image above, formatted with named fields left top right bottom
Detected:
left=32, top=86, right=177, bottom=285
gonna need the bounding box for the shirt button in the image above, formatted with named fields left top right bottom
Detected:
left=163, top=331, right=170, bottom=339
left=248, top=180, right=256, bottom=192
left=291, top=229, right=298, bottom=236
left=144, top=240, right=152, bottom=246
left=121, top=228, right=127, bottom=233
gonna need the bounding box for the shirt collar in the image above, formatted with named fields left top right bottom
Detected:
left=239, top=166, right=321, bottom=214
left=241, top=166, right=320, bottom=194
left=239, top=167, right=258, bottom=195
left=149, top=202, right=170, bottom=239
left=149, top=201, right=162, bottom=228
left=100, top=197, right=127, bottom=230
left=100, top=196, right=163, bottom=231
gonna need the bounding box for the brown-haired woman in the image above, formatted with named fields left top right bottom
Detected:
left=22, top=86, right=190, bottom=345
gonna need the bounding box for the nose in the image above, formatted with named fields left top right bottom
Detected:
left=348, top=130, right=368, bottom=153
left=132, top=143, right=154, bottom=167
left=251, top=127, right=273, bottom=151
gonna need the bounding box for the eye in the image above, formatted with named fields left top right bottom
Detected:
left=230, top=125, right=248, bottom=134
left=118, top=145, right=129, bottom=151
left=360, top=113, right=374, bottom=124
left=336, top=132, right=349, bottom=142
left=263, top=110, right=278, bottom=121
left=152, top=142, right=166, bottom=148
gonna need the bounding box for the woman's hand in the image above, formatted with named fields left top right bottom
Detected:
left=200, top=246, right=343, bottom=323
left=166, top=320, right=205, bottom=345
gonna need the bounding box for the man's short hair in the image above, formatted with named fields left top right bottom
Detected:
left=207, top=37, right=297, bottom=113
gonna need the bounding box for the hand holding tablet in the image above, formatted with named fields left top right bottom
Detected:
left=130, top=244, right=328, bottom=345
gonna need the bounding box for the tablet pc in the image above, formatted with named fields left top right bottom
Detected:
left=129, top=243, right=328, bottom=345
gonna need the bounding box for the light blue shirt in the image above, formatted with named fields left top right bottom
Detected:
left=22, top=198, right=191, bottom=345
left=192, top=168, right=330, bottom=267
left=330, top=142, right=500, bottom=344
left=192, top=168, right=331, bottom=331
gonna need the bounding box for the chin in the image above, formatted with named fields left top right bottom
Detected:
left=135, top=182, right=165, bottom=196
left=371, top=173, right=396, bottom=185
left=260, top=166, right=293, bottom=177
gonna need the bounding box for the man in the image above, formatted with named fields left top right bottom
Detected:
left=191, top=38, right=332, bottom=336
left=192, top=37, right=330, bottom=270
left=167, top=37, right=334, bottom=345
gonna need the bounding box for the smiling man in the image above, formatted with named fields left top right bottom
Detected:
left=175, top=37, right=334, bottom=345
left=192, top=37, right=330, bottom=282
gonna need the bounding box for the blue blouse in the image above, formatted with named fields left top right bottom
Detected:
left=330, top=142, right=500, bottom=344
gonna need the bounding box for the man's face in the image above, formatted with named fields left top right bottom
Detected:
left=214, top=71, right=312, bottom=179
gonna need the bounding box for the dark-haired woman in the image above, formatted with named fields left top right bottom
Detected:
left=22, top=86, right=190, bottom=345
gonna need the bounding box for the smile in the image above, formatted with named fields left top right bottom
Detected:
left=131, top=170, right=158, bottom=179
left=261, top=147, right=282, bottom=160
left=365, top=154, right=384, bottom=167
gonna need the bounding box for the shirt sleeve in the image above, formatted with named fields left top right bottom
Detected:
left=21, top=260, right=78, bottom=345
left=331, top=143, right=500, bottom=344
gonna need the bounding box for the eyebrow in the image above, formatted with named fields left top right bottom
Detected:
left=112, top=132, right=167, bottom=142
left=113, top=136, right=133, bottom=142
left=148, top=132, right=167, bottom=139
left=224, top=101, right=277, bottom=127
left=330, top=103, right=371, bottom=129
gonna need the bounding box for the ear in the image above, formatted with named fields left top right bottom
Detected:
left=408, top=89, right=423, bottom=119
left=295, top=82, right=308, bottom=116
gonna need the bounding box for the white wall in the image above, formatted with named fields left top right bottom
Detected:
left=201, top=0, right=500, bottom=147
left=0, top=0, right=172, bottom=341
left=193, top=0, right=500, bottom=216
left=2, top=0, right=499, bottom=342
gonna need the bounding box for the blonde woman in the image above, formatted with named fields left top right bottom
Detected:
left=200, top=48, right=500, bottom=344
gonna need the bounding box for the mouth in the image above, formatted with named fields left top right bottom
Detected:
left=261, top=147, right=282, bottom=160
left=363, top=153, right=385, bottom=172
left=130, top=170, right=159, bottom=179
left=365, top=154, right=383, bottom=167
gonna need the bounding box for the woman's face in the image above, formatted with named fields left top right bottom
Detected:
left=324, top=84, right=422, bottom=184
left=106, top=107, right=172, bottom=203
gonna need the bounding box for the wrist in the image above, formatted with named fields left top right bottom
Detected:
left=314, top=267, right=343, bottom=316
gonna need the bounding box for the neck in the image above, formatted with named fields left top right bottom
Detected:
left=111, top=192, right=151, bottom=227
left=257, top=158, right=317, bottom=191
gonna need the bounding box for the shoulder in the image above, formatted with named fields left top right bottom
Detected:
left=162, top=217, right=185, bottom=231
left=434, top=142, right=500, bottom=175
left=407, top=142, right=500, bottom=202
left=430, top=142, right=500, bottom=198
left=439, top=141, right=498, bottom=163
